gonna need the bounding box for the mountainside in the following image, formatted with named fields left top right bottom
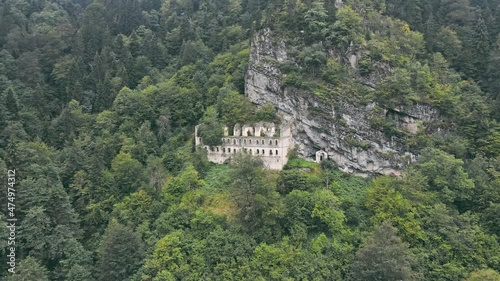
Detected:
left=246, top=28, right=443, bottom=176
left=1, top=0, right=500, bottom=280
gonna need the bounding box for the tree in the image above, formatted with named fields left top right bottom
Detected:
left=49, top=100, right=92, bottom=148
left=254, top=102, right=278, bottom=123
left=434, top=27, right=462, bottom=61
left=349, top=221, right=421, bottom=281
left=79, top=3, right=110, bottom=63
left=198, top=106, right=224, bottom=146
left=217, top=88, right=253, bottom=126
left=4, top=87, right=19, bottom=121
left=487, top=36, right=500, bottom=102
left=419, top=148, right=475, bottom=207
left=6, top=256, right=48, bottom=281
left=304, top=0, right=329, bottom=43
left=97, top=219, right=145, bottom=281
left=230, top=153, right=283, bottom=241
left=57, top=239, right=93, bottom=281
left=331, top=5, right=364, bottom=50
left=420, top=203, right=500, bottom=280
left=111, top=151, right=144, bottom=196
left=465, top=269, right=500, bottom=281
left=365, top=176, right=424, bottom=242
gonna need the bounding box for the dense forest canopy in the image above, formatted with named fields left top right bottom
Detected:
left=1, top=0, right=500, bottom=280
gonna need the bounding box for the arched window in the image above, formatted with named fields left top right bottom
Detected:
left=270, top=150, right=273, bottom=155
left=222, top=148, right=225, bottom=153
left=249, top=140, right=252, bottom=144
left=250, top=149, right=252, bottom=154
left=228, top=148, right=231, bottom=153
left=276, top=150, right=278, bottom=155
left=244, top=139, right=246, bottom=144
left=233, top=139, right=236, bottom=145
left=256, top=149, right=260, bottom=154
left=275, top=140, right=278, bottom=145
left=216, top=147, right=219, bottom=152
left=269, top=140, right=272, bottom=145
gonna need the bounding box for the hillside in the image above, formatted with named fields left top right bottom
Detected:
left=1, top=0, right=500, bottom=280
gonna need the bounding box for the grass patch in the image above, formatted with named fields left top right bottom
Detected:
left=286, top=157, right=319, bottom=169
left=202, top=190, right=237, bottom=221
left=203, top=165, right=232, bottom=192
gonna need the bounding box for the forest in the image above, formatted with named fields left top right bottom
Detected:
left=1, top=0, right=500, bottom=280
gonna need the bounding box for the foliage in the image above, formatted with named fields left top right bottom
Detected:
left=97, top=219, right=145, bottom=281
left=348, top=222, right=421, bottom=281
left=2, top=0, right=500, bottom=280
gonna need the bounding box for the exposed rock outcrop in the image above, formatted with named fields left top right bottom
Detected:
left=245, top=29, right=441, bottom=176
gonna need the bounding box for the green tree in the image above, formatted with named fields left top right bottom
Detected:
left=365, top=176, right=424, bottom=242
left=230, top=153, right=283, bottom=240
left=79, top=3, right=110, bottom=63
left=97, top=219, right=145, bottom=281
left=487, top=36, right=500, bottom=116
left=254, top=102, right=278, bottom=123
left=304, top=0, right=329, bottom=43
left=349, top=221, right=421, bottom=281
left=57, top=239, right=93, bottom=281
left=419, top=148, right=474, bottom=207
left=331, top=5, right=364, bottom=50
left=465, top=269, right=500, bottom=281
left=198, top=106, right=224, bottom=146
left=111, top=151, right=144, bottom=196
left=217, top=88, right=253, bottom=126
left=50, top=100, right=92, bottom=148
left=4, top=87, right=19, bottom=120
left=6, top=256, right=48, bottom=281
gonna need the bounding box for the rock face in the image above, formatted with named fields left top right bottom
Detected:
left=245, top=29, right=441, bottom=176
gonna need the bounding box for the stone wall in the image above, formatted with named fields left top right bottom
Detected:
left=195, top=122, right=293, bottom=170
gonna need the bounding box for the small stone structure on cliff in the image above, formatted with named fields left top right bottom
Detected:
left=195, top=122, right=293, bottom=170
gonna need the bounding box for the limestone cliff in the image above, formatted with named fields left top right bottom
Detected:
left=245, top=29, right=441, bottom=176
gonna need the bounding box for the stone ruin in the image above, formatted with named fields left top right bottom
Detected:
left=195, top=122, right=293, bottom=170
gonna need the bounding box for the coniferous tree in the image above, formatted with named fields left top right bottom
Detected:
left=6, top=257, right=49, bottom=281
left=97, top=219, right=145, bottom=281
left=4, top=87, right=19, bottom=121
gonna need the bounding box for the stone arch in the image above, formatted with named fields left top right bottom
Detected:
left=233, top=123, right=242, bottom=136
left=242, top=125, right=254, bottom=136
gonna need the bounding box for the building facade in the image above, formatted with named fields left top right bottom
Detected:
left=195, top=122, right=293, bottom=170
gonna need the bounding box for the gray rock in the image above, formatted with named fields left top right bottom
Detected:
left=245, top=29, right=442, bottom=176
